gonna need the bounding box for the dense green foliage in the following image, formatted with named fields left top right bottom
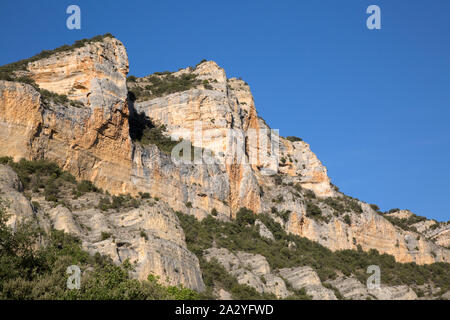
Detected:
left=127, top=59, right=213, bottom=102
left=0, top=198, right=199, bottom=300
left=285, top=136, right=303, bottom=142
left=128, top=72, right=202, bottom=102
left=306, top=202, right=322, bottom=217
left=383, top=213, right=427, bottom=233
left=322, top=195, right=363, bottom=215
left=0, top=157, right=101, bottom=203
left=176, top=208, right=450, bottom=298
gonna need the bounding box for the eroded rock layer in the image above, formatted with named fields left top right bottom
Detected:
left=0, top=34, right=448, bottom=286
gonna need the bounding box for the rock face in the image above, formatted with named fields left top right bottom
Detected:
left=420, top=222, right=450, bottom=249
left=78, top=203, right=205, bottom=291
left=132, top=62, right=333, bottom=219
left=325, top=276, right=417, bottom=300
left=278, top=266, right=337, bottom=300
left=204, top=248, right=290, bottom=298
left=0, top=164, right=205, bottom=291
left=0, top=33, right=449, bottom=295
left=285, top=203, right=450, bottom=264
left=129, top=60, right=449, bottom=265
left=255, top=219, right=274, bottom=241
left=0, top=36, right=133, bottom=195
left=0, top=165, right=34, bottom=229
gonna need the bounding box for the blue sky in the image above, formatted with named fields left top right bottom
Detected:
left=1, top=0, right=449, bottom=221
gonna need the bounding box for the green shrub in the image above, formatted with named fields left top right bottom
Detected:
left=276, top=210, right=291, bottom=223
left=286, top=136, right=303, bottom=142
left=96, top=194, right=141, bottom=212
left=236, top=207, right=256, bottom=225
left=343, top=214, right=351, bottom=225
left=98, top=197, right=111, bottom=211
left=140, top=230, right=148, bottom=240
left=304, top=189, right=316, bottom=199
left=140, top=192, right=151, bottom=199
left=271, top=195, right=284, bottom=204
left=273, top=175, right=283, bottom=186
left=127, top=75, right=137, bottom=82
left=383, top=214, right=426, bottom=232
left=199, top=258, right=275, bottom=300
left=127, top=72, right=202, bottom=102
left=44, top=180, right=59, bottom=202
left=324, top=197, right=345, bottom=215
left=77, top=180, right=98, bottom=193
left=101, top=232, right=112, bottom=241
left=31, top=201, right=41, bottom=210
left=306, top=202, right=322, bottom=216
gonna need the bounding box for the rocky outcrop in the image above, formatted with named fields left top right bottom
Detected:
left=0, top=36, right=133, bottom=195
left=278, top=266, right=337, bottom=300
left=132, top=62, right=334, bottom=218
left=283, top=198, right=450, bottom=264
left=325, top=276, right=417, bottom=300
left=421, top=223, right=450, bottom=249
left=78, top=203, right=205, bottom=291
left=255, top=219, right=274, bottom=241
left=0, top=165, right=35, bottom=229
left=129, top=60, right=449, bottom=265
left=0, top=33, right=449, bottom=290
left=0, top=164, right=205, bottom=292
left=204, top=248, right=290, bottom=298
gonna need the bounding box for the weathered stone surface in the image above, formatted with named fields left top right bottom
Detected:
left=1, top=34, right=449, bottom=297
left=326, top=276, right=372, bottom=300
left=255, top=219, right=274, bottom=241
left=369, top=285, right=417, bottom=300
left=216, top=288, right=232, bottom=300
left=0, top=36, right=133, bottom=195
left=48, top=205, right=81, bottom=236
left=0, top=165, right=34, bottom=229
left=285, top=201, right=450, bottom=264
left=73, top=202, right=205, bottom=291
left=278, top=266, right=337, bottom=300
left=326, top=276, right=417, bottom=300
left=130, top=144, right=231, bottom=220
left=412, top=219, right=450, bottom=249
left=204, top=247, right=290, bottom=298
left=0, top=165, right=205, bottom=291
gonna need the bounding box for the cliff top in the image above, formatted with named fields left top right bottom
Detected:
left=0, top=33, right=117, bottom=82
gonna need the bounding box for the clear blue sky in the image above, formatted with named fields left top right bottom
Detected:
left=1, top=0, right=449, bottom=221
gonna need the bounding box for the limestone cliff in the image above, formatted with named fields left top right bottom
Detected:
left=128, top=61, right=449, bottom=265
left=0, top=33, right=449, bottom=292
left=0, top=36, right=133, bottom=195
left=0, top=164, right=205, bottom=291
